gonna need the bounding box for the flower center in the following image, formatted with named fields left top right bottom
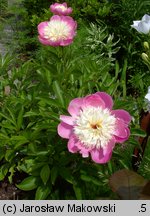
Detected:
left=74, top=106, right=116, bottom=149
left=90, top=121, right=102, bottom=129
left=44, top=20, right=70, bottom=42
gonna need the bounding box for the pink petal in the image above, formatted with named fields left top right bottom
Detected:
left=60, top=115, right=74, bottom=125
left=48, top=40, right=62, bottom=47
left=60, top=38, right=74, bottom=46
left=62, top=2, right=67, bottom=7
left=75, top=139, right=93, bottom=152
left=113, top=119, right=128, bottom=138
left=78, top=146, right=90, bottom=157
left=83, top=94, right=105, bottom=108
left=60, top=16, right=77, bottom=32
left=38, top=36, right=61, bottom=47
left=80, top=151, right=89, bottom=158
left=91, top=148, right=112, bottom=164
left=111, top=109, right=131, bottom=124
left=68, top=135, right=90, bottom=157
left=99, top=152, right=112, bottom=163
left=57, top=122, right=73, bottom=139
left=50, top=4, right=58, bottom=13
left=114, top=127, right=130, bottom=143
left=50, top=15, right=76, bottom=29
left=68, top=98, right=83, bottom=116
left=67, top=135, right=79, bottom=153
left=66, top=8, right=73, bottom=15
left=38, top=36, right=51, bottom=46
left=103, top=137, right=116, bottom=155
left=50, top=14, right=62, bottom=22
left=90, top=148, right=103, bottom=162
left=38, top=21, right=48, bottom=37
left=95, top=92, right=113, bottom=109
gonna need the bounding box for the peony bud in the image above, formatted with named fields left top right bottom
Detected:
left=144, top=42, right=149, bottom=50
left=142, top=53, right=149, bottom=62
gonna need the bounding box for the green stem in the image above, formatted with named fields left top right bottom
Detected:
left=57, top=46, right=65, bottom=75
left=121, top=59, right=127, bottom=99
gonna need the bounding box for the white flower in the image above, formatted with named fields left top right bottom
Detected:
left=145, top=86, right=150, bottom=101
left=145, top=86, right=150, bottom=111
left=131, top=14, right=150, bottom=34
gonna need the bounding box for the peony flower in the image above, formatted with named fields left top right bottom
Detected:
left=38, top=15, right=77, bottom=46
left=131, top=14, right=150, bottom=34
left=50, top=2, right=72, bottom=16
left=58, top=92, right=131, bottom=164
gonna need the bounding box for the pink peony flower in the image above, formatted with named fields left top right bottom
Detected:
left=50, top=2, right=73, bottom=16
left=38, top=15, right=77, bottom=47
left=58, top=92, right=131, bottom=164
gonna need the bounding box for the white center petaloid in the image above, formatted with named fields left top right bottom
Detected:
left=44, top=20, right=70, bottom=42
left=55, top=5, right=66, bottom=11
left=74, top=107, right=116, bottom=148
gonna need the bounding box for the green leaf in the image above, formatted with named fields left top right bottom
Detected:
left=0, top=163, right=9, bottom=181
left=5, top=149, right=15, bottom=162
left=128, top=137, right=139, bottom=146
left=17, top=106, right=24, bottom=130
left=37, top=97, right=63, bottom=109
left=0, top=147, right=5, bottom=160
left=80, top=174, right=101, bottom=186
left=27, top=143, right=49, bottom=156
left=59, top=167, right=74, bottom=184
left=18, top=159, right=35, bottom=173
left=16, top=176, right=39, bottom=191
left=10, top=136, right=29, bottom=149
left=51, top=166, right=58, bottom=185
left=108, top=161, right=113, bottom=174
left=0, top=133, right=9, bottom=141
left=45, top=69, right=52, bottom=85
left=23, top=111, right=39, bottom=117
left=73, top=184, right=82, bottom=199
left=6, top=107, right=17, bottom=126
left=27, top=142, right=37, bottom=153
left=26, top=122, right=36, bottom=129
left=80, top=175, right=91, bottom=182
left=8, top=165, right=15, bottom=183
left=53, top=80, right=65, bottom=107
left=35, top=185, right=51, bottom=200
left=91, top=178, right=102, bottom=186
left=0, top=121, right=16, bottom=131
left=131, top=128, right=146, bottom=137
left=40, top=164, right=50, bottom=185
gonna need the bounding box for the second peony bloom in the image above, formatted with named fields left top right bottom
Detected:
left=58, top=92, right=131, bottom=164
left=50, top=2, right=73, bottom=16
